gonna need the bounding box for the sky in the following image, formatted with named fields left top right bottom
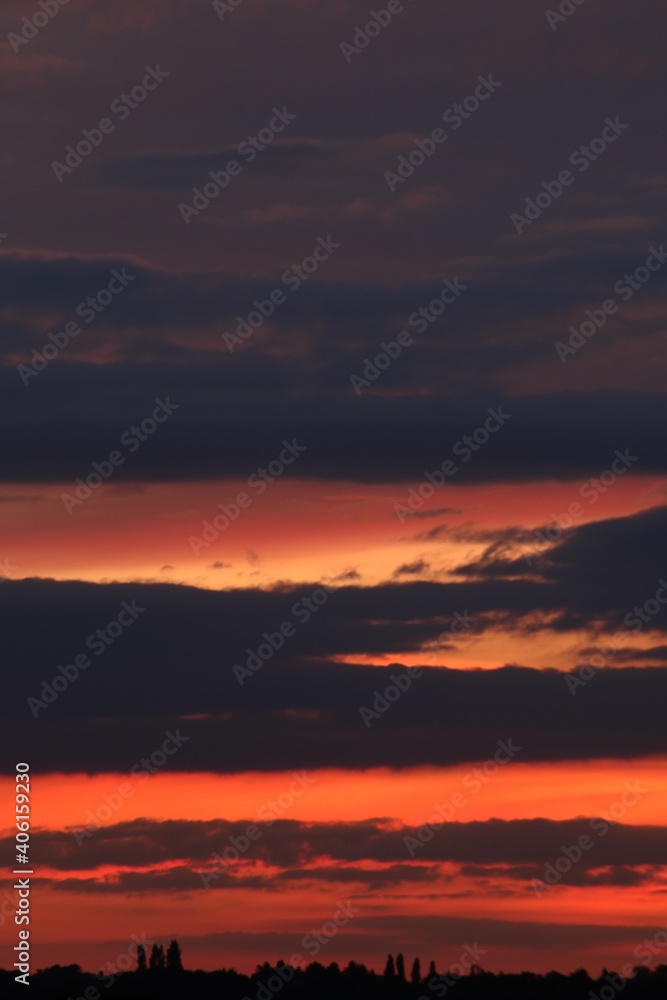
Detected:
left=1, top=0, right=667, bottom=980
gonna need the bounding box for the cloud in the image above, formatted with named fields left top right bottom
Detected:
left=3, top=567, right=667, bottom=773
left=12, top=817, right=667, bottom=878
left=455, top=506, right=667, bottom=612
left=1, top=371, right=665, bottom=485
left=2, top=502, right=666, bottom=777
left=404, top=507, right=464, bottom=520
left=393, top=559, right=430, bottom=577
left=329, top=568, right=360, bottom=582
left=42, top=862, right=446, bottom=895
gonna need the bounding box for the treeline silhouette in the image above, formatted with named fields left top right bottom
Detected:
left=3, top=943, right=667, bottom=1000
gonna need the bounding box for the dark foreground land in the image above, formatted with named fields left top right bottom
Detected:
left=3, top=962, right=667, bottom=1000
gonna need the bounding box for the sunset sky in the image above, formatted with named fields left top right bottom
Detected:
left=2, top=0, right=667, bottom=980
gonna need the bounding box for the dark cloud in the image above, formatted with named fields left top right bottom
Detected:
left=11, top=817, right=667, bottom=878
left=2, top=240, right=667, bottom=384
left=20, top=659, right=667, bottom=769
left=93, top=140, right=337, bottom=190
left=2, top=501, right=667, bottom=776
left=43, top=863, right=444, bottom=895
left=456, top=505, right=667, bottom=612
left=329, top=568, right=361, bottom=582
left=393, top=559, right=430, bottom=577
left=459, top=863, right=657, bottom=889
left=1, top=370, right=665, bottom=484
left=611, top=645, right=667, bottom=663
left=405, top=507, right=464, bottom=520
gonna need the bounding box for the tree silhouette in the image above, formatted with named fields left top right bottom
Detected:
left=136, top=944, right=147, bottom=973
left=14, top=953, right=667, bottom=1000
left=411, top=957, right=421, bottom=984
left=149, top=943, right=165, bottom=973
left=166, top=939, right=183, bottom=974
left=396, top=953, right=405, bottom=981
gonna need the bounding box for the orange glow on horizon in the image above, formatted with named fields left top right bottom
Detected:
left=2, top=476, right=663, bottom=592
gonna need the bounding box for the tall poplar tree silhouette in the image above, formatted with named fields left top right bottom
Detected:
left=166, top=939, right=184, bottom=973
left=396, top=953, right=406, bottom=981
left=136, top=944, right=147, bottom=973
left=149, top=943, right=165, bottom=973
